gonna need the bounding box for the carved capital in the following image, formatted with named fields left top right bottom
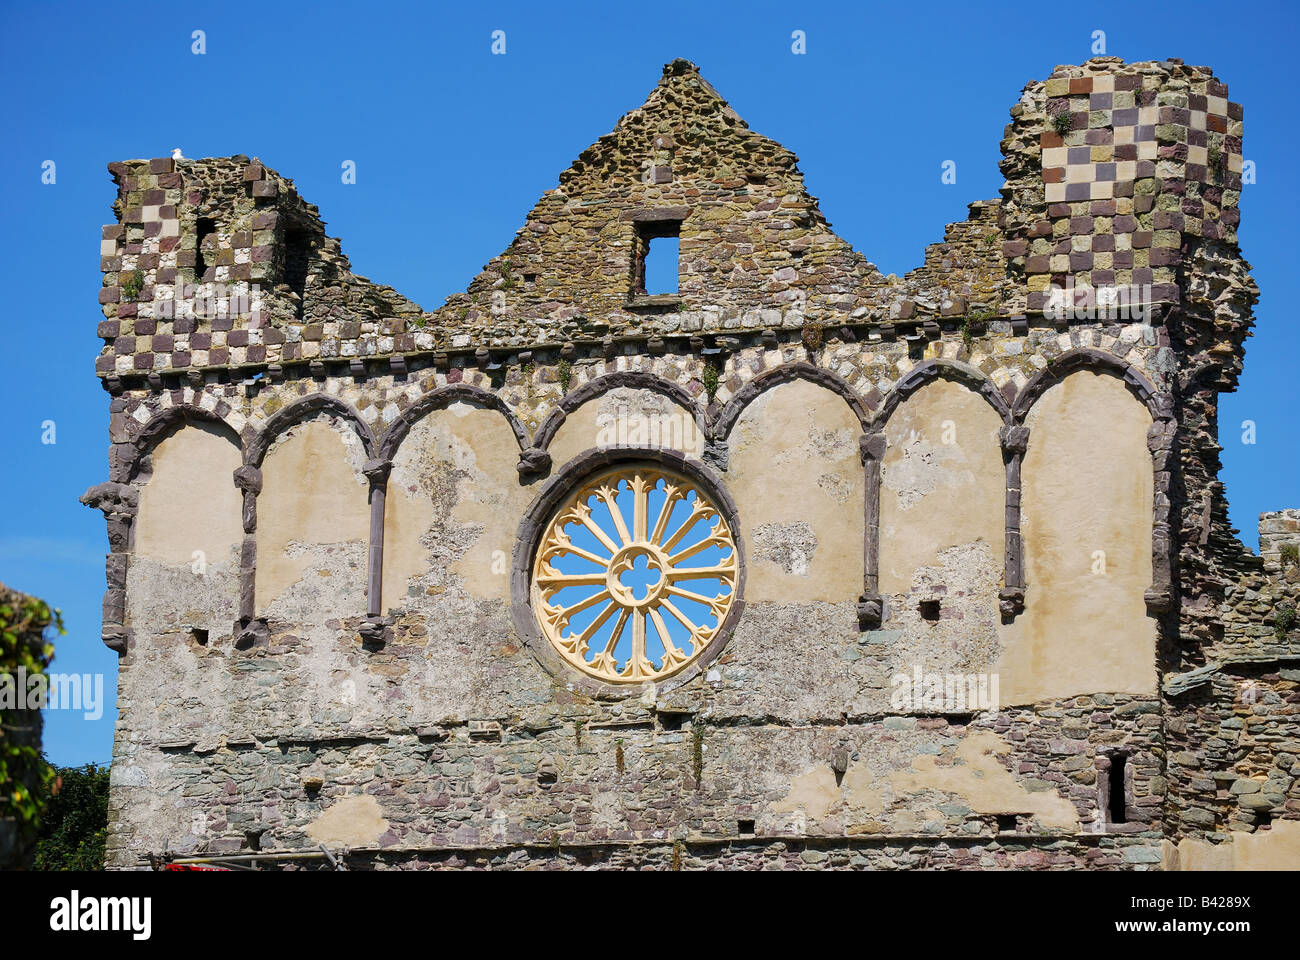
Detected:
left=1144, top=586, right=1172, bottom=615
left=359, top=614, right=390, bottom=647
left=234, top=617, right=269, bottom=650
left=516, top=446, right=552, bottom=479
left=858, top=432, right=886, bottom=465
left=998, top=425, right=1030, bottom=457
left=857, top=592, right=884, bottom=629
left=233, top=464, right=263, bottom=495
left=362, top=458, right=392, bottom=485
left=998, top=586, right=1025, bottom=620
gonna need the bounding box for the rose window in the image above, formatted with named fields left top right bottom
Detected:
left=531, top=464, right=738, bottom=683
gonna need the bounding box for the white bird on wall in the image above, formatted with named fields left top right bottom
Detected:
left=172, top=147, right=185, bottom=160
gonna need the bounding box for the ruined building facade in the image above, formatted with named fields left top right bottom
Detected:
left=84, top=58, right=1299, bottom=869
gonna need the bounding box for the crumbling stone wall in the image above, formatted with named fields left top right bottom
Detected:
left=86, top=58, right=1297, bottom=870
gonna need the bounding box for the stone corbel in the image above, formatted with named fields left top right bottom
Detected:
left=859, top=430, right=886, bottom=629
left=361, top=458, right=392, bottom=646
left=80, top=481, right=139, bottom=654
left=999, top=424, right=1029, bottom=620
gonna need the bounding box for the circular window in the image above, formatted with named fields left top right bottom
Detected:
left=530, top=463, right=739, bottom=684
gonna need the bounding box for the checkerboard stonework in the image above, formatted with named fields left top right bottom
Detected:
left=999, top=58, right=1244, bottom=315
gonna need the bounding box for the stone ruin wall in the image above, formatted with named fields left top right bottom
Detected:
left=83, top=58, right=1299, bottom=870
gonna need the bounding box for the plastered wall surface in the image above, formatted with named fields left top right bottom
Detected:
left=998, top=372, right=1156, bottom=704
left=255, top=419, right=370, bottom=618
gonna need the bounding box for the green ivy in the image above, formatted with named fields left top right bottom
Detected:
left=558, top=358, right=572, bottom=394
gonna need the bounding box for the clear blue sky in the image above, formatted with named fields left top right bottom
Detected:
left=2, top=0, right=1296, bottom=766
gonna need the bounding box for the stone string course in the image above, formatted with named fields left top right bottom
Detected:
left=88, top=57, right=1296, bottom=870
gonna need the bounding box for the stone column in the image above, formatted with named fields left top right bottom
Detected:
left=998, top=425, right=1029, bottom=620
left=232, top=464, right=267, bottom=648
left=79, top=481, right=139, bottom=654
left=360, top=458, right=392, bottom=645
left=857, top=430, right=885, bottom=629
left=1145, top=417, right=1176, bottom=615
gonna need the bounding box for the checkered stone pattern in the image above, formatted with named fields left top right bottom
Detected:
left=1042, top=75, right=1159, bottom=204
left=1008, top=61, right=1245, bottom=313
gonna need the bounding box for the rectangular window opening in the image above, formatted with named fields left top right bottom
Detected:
left=283, top=226, right=312, bottom=320
left=195, top=217, right=216, bottom=281
left=737, top=819, right=756, bottom=836
left=1107, top=753, right=1128, bottom=825
left=634, top=221, right=681, bottom=296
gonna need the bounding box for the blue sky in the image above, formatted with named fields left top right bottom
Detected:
left=2, top=0, right=1296, bottom=766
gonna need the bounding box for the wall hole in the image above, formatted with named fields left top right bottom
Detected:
left=1107, top=753, right=1128, bottom=825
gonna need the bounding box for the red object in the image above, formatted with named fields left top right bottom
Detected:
left=162, top=863, right=230, bottom=871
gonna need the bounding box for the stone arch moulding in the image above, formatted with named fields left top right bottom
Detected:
left=529, top=370, right=706, bottom=476
left=111, top=402, right=242, bottom=483
left=709, top=361, right=873, bottom=448
left=858, top=360, right=1011, bottom=628
left=510, top=446, right=747, bottom=699
left=1010, top=348, right=1176, bottom=619
left=869, top=358, right=1013, bottom=431
left=245, top=393, right=377, bottom=468
left=83, top=403, right=243, bottom=654
left=1010, top=347, right=1171, bottom=423
left=376, top=382, right=530, bottom=463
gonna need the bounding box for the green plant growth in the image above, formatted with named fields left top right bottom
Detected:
left=800, top=320, right=824, bottom=353
left=1276, top=603, right=1297, bottom=640
left=498, top=257, right=515, bottom=290
left=120, top=269, right=144, bottom=302
left=0, top=595, right=62, bottom=839
left=960, top=310, right=995, bottom=348
left=702, top=360, right=720, bottom=405
left=35, top=763, right=109, bottom=871
left=558, top=358, right=572, bottom=393
left=1278, top=543, right=1298, bottom=569
left=1050, top=107, right=1073, bottom=136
